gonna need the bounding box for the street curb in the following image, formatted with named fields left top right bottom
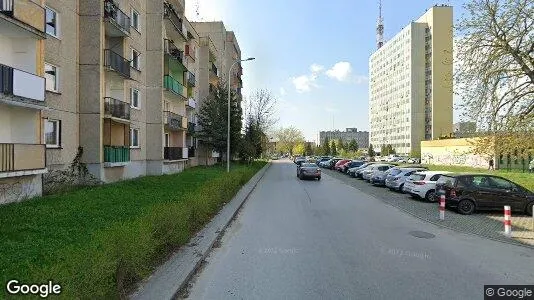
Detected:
left=129, top=162, right=272, bottom=300
left=324, top=170, right=534, bottom=250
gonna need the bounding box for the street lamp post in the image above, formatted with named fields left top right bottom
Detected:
left=227, top=57, right=255, bottom=173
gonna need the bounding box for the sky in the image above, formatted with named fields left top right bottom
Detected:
left=186, top=0, right=467, bottom=142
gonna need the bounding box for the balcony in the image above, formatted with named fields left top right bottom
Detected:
left=164, top=147, right=188, bottom=160
left=104, top=97, right=131, bottom=123
left=164, top=111, right=187, bottom=131
left=186, top=71, right=195, bottom=87
left=0, top=63, right=45, bottom=105
left=164, top=39, right=184, bottom=63
left=187, top=122, right=195, bottom=134
left=0, top=143, right=46, bottom=177
left=186, top=97, right=196, bottom=109
left=163, top=1, right=187, bottom=41
left=0, top=0, right=46, bottom=36
left=104, top=145, right=130, bottom=165
left=104, top=49, right=130, bottom=79
left=185, top=44, right=195, bottom=61
left=209, top=62, right=219, bottom=82
left=188, top=147, right=196, bottom=157
left=104, top=0, right=130, bottom=37
left=163, top=75, right=186, bottom=99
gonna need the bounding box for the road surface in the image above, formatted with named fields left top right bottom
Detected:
left=183, top=160, right=534, bottom=300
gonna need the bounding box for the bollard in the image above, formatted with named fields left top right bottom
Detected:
left=504, top=205, right=512, bottom=237
left=439, top=194, right=445, bottom=220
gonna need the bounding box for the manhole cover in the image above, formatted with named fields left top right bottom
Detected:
left=409, top=231, right=435, bottom=239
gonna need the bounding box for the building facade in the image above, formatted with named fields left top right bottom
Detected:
left=369, top=5, right=453, bottom=155
left=318, top=128, right=369, bottom=148
left=0, top=0, right=243, bottom=204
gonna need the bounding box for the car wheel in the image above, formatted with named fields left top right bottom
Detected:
left=317, top=176, right=321, bottom=181
left=398, top=184, right=405, bottom=193
left=425, top=190, right=436, bottom=202
left=457, top=199, right=475, bottom=215
left=526, top=202, right=533, bottom=216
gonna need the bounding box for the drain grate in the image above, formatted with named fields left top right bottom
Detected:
left=409, top=231, right=436, bottom=239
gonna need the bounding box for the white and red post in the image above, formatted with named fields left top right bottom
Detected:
left=439, top=195, right=445, bottom=220
left=504, top=206, right=512, bottom=237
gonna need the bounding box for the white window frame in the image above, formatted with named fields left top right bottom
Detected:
left=130, top=88, right=140, bottom=109
left=45, top=6, right=59, bottom=38
left=131, top=48, right=141, bottom=71
left=130, top=128, right=140, bottom=148
left=45, top=63, right=59, bottom=92
left=45, top=119, right=61, bottom=148
left=131, top=8, right=140, bottom=31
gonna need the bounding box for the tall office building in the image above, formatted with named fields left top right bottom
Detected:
left=369, top=5, right=453, bottom=155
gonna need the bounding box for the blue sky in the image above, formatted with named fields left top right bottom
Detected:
left=186, top=0, right=466, bottom=141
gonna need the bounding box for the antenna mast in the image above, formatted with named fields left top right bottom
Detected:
left=376, top=0, right=384, bottom=49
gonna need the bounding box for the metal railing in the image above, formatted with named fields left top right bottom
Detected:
left=104, top=0, right=130, bottom=34
left=104, top=97, right=131, bottom=120
left=0, top=0, right=46, bottom=33
left=104, top=49, right=131, bottom=78
left=0, top=63, right=45, bottom=102
left=0, top=143, right=45, bottom=172
left=186, top=71, right=195, bottom=86
left=163, top=75, right=186, bottom=97
left=164, top=111, right=185, bottom=130
left=163, top=1, right=185, bottom=37
left=104, top=145, right=130, bottom=163
left=164, top=39, right=184, bottom=63
left=164, top=147, right=184, bottom=160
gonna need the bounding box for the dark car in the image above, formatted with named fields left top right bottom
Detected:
left=326, top=158, right=342, bottom=169
left=341, top=160, right=365, bottom=173
left=297, top=163, right=322, bottom=180
left=435, top=174, right=534, bottom=215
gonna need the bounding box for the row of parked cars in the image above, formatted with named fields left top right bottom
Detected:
left=312, top=156, right=534, bottom=216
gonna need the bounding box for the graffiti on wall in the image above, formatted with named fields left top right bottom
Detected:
left=0, top=179, right=38, bottom=205
left=422, top=149, right=489, bottom=168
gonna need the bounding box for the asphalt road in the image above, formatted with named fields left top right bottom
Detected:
left=183, top=160, right=534, bottom=300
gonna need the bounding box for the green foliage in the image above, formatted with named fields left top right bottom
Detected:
left=293, top=143, right=305, bottom=156
left=368, top=144, right=376, bottom=157
left=0, top=162, right=266, bottom=299
left=381, top=144, right=396, bottom=155
left=348, top=139, right=359, bottom=152
left=305, top=143, right=314, bottom=156
left=410, top=149, right=421, bottom=159
left=330, top=140, right=338, bottom=156
left=322, top=137, right=331, bottom=156
left=337, top=139, right=346, bottom=151
left=275, top=127, right=305, bottom=155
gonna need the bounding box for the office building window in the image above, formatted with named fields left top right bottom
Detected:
left=131, top=8, right=140, bottom=30
left=45, top=7, right=58, bottom=37
left=131, top=88, right=140, bottom=109
left=45, top=119, right=61, bottom=148
left=131, top=49, right=140, bottom=70
left=45, top=63, right=59, bottom=92
left=130, top=128, right=139, bottom=148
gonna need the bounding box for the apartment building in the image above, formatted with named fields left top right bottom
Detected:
left=0, top=0, right=48, bottom=204
left=369, top=5, right=453, bottom=155
left=318, top=128, right=369, bottom=148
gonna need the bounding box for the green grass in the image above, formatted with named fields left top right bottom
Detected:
left=0, top=161, right=266, bottom=299
left=406, top=164, right=534, bottom=191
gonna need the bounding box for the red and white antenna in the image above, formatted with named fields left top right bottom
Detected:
left=376, top=0, right=384, bottom=49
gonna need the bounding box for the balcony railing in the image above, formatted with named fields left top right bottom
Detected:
left=0, top=0, right=46, bottom=33
left=0, top=63, right=45, bottom=102
left=0, top=143, right=45, bottom=173
left=164, top=39, right=184, bottom=63
left=164, top=147, right=184, bottom=160
left=186, top=71, right=195, bottom=86
left=163, top=1, right=186, bottom=39
left=104, top=97, right=131, bottom=121
left=104, top=145, right=130, bottom=163
left=104, top=0, right=130, bottom=36
left=163, top=75, right=186, bottom=98
left=186, top=97, right=196, bottom=109
left=104, top=49, right=130, bottom=78
left=164, top=111, right=185, bottom=131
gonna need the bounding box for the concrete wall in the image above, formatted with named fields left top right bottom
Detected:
left=421, top=138, right=491, bottom=168
left=0, top=175, right=42, bottom=205
left=0, top=36, right=37, bottom=73
left=0, top=104, right=40, bottom=144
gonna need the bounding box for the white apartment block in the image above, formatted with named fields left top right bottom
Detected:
left=369, top=5, right=453, bottom=155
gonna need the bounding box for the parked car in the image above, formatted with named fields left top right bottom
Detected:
left=316, top=157, right=331, bottom=166
left=363, top=164, right=393, bottom=182
left=354, top=163, right=377, bottom=178
left=435, top=174, right=534, bottom=215
left=348, top=162, right=374, bottom=177
left=385, top=167, right=428, bottom=192
left=334, top=159, right=351, bottom=171
left=369, top=165, right=396, bottom=185
left=326, top=158, right=342, bottom=169
left=407, top=157, right=421, bottom=164
left=404, top=171, right=452, bottom=201
left=342, top=160, right=365, bottom=173
left=294, top=156, right=306, bottom=166
left=297, top=163, right=322, bottom=180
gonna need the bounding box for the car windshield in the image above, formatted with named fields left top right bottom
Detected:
left=409, top=174, right=426, bottom=181
left=301, top=163, right=317, bottom=168
left=389, top=169, right=402, bottom=176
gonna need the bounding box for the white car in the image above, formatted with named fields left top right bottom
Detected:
left=404, top=171, right=452, bottom=202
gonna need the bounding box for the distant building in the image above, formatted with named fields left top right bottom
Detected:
left=453, top=122, right=477, bottom=137
left=318, top=128, right=369, bottom=148
left=369, top=5, right=454, bottom=155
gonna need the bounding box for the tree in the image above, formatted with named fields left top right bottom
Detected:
left=348, top=139, right=359, bottom=151
left=330, top=140, right=337, bottom=156
left=322, top=137, right=331, bottom=156
left=293, top=143, right=305, bottom=156
left=337, top=139, right=346, bottom=151
left=241, top=90, right=278, bottom=158
left=455, top=0, right=534, bottom=152
left=380, top=145, right=387, bottom=156
left=305, top=143, right=313, bottom=156
left=368, top=144, right=375, bottom=157
left=386, top=144, right=396, bottom=155
left=275, top=127, right=305, bottom=155
left=410, top=149, right=421, bottom=159
left=197, top=81, right=242, bottom=161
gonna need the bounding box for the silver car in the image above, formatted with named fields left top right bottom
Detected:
left=385, top=167, right=428, bottom=192
left=362, top=164, right=393, bottom=182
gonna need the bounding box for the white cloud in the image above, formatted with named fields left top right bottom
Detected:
left=291, top=63, right=323, bottom=93
left=280, top=87, right=286, bottom=96
left=310, top=64, right=324, bottom=74
left=326, top=62, right=352, bottom=81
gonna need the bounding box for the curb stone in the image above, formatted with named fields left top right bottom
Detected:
left=129, top=162, right=272, bottom=300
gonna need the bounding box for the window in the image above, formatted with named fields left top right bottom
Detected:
left=45, top=119, right=61, bottom=148
left=164, top=133, right=170, bottom=147
left=45, top=7, right=58, bottom=37
left=131, top=88, right=140, bottom=109
left=130, top=128, right=139, bottom=148
left=131, top=8, right=140, bottom=31
left=131, top=49, right=140, bottom=70
left=489, top=177, right=512, bottom=191
left=45, top=63, right=58, bottom=92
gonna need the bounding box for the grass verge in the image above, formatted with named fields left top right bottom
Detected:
left=0, top=161, right=266, bottom=299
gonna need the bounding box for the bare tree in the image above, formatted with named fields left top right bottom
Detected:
left=247, top=89, right=278, bottom=132
left=455, top=0, right=533, bottom=154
